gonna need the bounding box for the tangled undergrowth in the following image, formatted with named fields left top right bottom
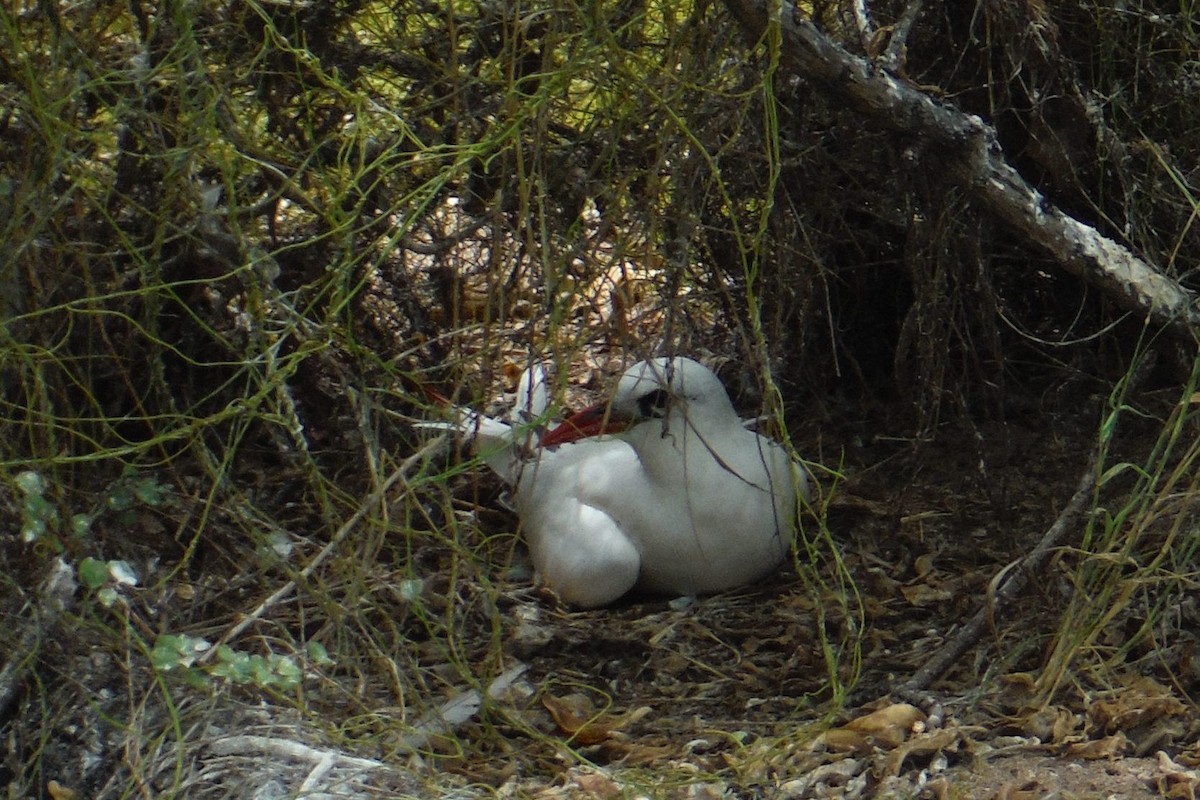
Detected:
left=4, top=0, right=1200, bottom=797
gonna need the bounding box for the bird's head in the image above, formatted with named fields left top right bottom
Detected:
left=541, top=357, right=731, bottom=446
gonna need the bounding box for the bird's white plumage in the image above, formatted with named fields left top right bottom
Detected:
left=424, top=357, right=808, bottom=608
left=514, top=438, right=644, bottom=607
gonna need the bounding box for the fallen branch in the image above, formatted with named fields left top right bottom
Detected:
left=207, top=735, right=384, bottom=770
left=720, top=0, right=1200, bottom=338
left=895, top=446, right=1099, bottom=698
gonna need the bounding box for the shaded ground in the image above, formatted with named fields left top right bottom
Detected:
left=5, top=2, right=1200, bottom=796
left=6, top=382, right=1200, bottom=798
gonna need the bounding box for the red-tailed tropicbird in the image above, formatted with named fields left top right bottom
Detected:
left=423, top=357, right=808, bottom=608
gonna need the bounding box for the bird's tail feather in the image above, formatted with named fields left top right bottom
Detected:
left=415, top=362, right=551, bottom=483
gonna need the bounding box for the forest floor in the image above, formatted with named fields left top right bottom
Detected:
left=6, top=385, right=1200, bottom=798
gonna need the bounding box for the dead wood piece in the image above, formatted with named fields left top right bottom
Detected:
left=207, top=735, right=385, bottom=770
left=207, top=734, right=386, bottom=796
left=895, top=446, right=1099, bottom=700
left=879, top=0, right=923, bottom=72
left=720, top=0, right=1200, bottom=339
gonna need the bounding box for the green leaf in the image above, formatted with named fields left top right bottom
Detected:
left=151, top=633, right=212, bottom=672
left=212, top=645, right=252, bottom=683
left=71, top=514, right=92, bottom=537
left=106, top=485, right=135, bottom=512
left=132, top=478, right=171, bottom=506
left=15, top=470, right=45, bottom=496
left=79, top=557, right=109, bottom=589
left=306, top=641, right=334, bottom=666
left=151, top=635, right=184, bottom=670
left=398, top=578, right=424, bottom=601
left=272, top=655, right=302, bottom=687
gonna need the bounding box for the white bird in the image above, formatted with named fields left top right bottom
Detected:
left=423, top=357, right=808, bottom=608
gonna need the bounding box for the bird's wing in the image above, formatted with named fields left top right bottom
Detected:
left=515, top=439, right=643, bottom=608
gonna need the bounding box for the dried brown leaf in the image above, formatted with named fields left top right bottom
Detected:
left=900, top=582, right=953, bottom=606
left=912, top=552, right=939, bottom=581
left=47, top=782, right=78, bottom=800
left=1051, top=706, right=1080, bottom=743
left=572, top=771, right=622, bottom=799
left=541, top=693, right=648, bottom=745
left=842, top=703, right=927, bottom=749
left=1065, top=732, right=1128, bottom=760
left=821, top=728, right=872, bottom=753
left=1088, top=679, right=1188, bottom=735
left=881, top=728, right=961, bottom=777
left=1156, top=751, right=1200, bottom=800
left=1012, top=705, right=1077, bottom=743
left=993, top=781, right=1043, bottom=800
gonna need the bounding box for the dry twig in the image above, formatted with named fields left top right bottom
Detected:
left=895, top=446, right=1099, bottom=699
left=200, top=435, right=446, bottom=660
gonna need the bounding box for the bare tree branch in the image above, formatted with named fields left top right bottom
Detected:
left=879, top=0, right=922, bottom=72
left=721, top=0, right=1200, bottom=338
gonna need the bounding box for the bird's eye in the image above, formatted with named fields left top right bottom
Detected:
left=638, top=389, right=670, bottom=419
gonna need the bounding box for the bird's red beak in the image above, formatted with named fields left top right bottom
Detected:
left=541, top=403, right=632, bottom=446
